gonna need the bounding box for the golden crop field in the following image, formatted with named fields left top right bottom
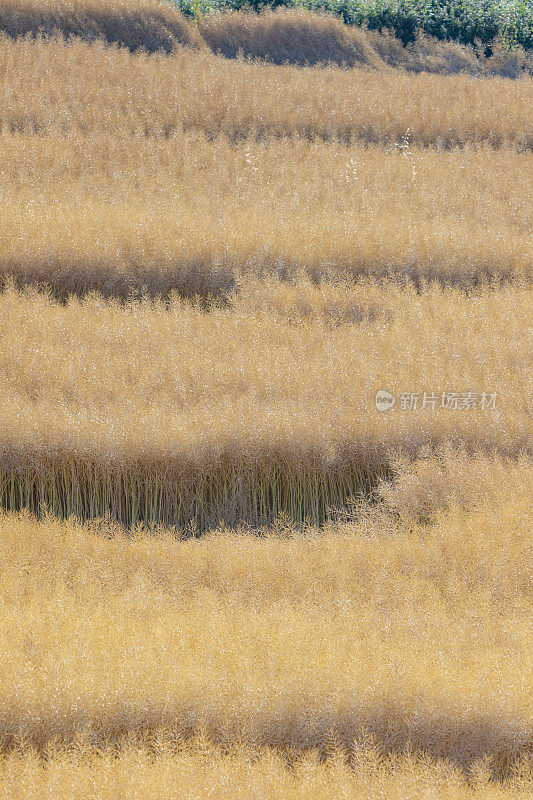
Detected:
left=1, top=133, right=531, bottom=297
left=0, top=281, right=530, bottom=528
left=0, top=2, right=531, bottom=796
left=0, top=462, right=531, bottom=795
left=2, top=36, right=532, bottom=149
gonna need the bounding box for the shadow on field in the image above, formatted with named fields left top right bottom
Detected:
left=1, top=704, right=531, bottom=782
left=2, top=268, right=527, bottom=309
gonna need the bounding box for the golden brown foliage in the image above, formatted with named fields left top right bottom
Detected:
left=0, top=282, right=530, bottom=527
left=2, top=741, right=532, bottom=800
left=1, top=1, right=532, bottom=77
left=0, top=0, right=202, bottom=52
left=199, top=8, right=383, bottom=68
left=200, top=8, right=533, bottom=76
left=0, top=462, right=530, bottom=775
left=374, top=448, right=533, bottom=524
left=373, top=29, right=533, bottom=78
left=1, top=132, right=531, bottom=298
left=1, top=36, right=531, bottom=149
left=0, top=11, right=530, bottom=797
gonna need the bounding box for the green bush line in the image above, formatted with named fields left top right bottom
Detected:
left=169, top=0, right=533, bottom=50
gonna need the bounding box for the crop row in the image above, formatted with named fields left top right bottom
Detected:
left=0, top=281, right=529, bottom=528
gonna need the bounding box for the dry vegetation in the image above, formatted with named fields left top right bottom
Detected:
left=199, top=8, right=533, bottom=76
left=1, top=1, right=532, bottom=76
left=0, top=459, right=530, bottom=786
left=0, top=27, right=530, bottom=298
left=0, top=0, right=202, bottom=52
left=3, top=741, right=533, bottom=800
left=0, top=281, right=530, bottom=527
left=1, top=132, right=531, bottom=297
left=0, top=6, right=531, bottom=796
left=1, top=37, right=531, bottom=149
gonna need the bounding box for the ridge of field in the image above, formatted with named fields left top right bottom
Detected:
left=0, top=0, right=203, bottom=52
left=1, top=37, right=532, bottom=150
left=0, top=282, right=530, bottom=528
left=0, top=458, right=530, bottom=777
left=197, top=9, right=533, bottom=76
left=3, top=0, right=532, bottom=59
left=173, top=0, right=533, bottom=52
left=2, top=132, right=531, bottom=299
left=2, top=1, right=533, bottom=76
